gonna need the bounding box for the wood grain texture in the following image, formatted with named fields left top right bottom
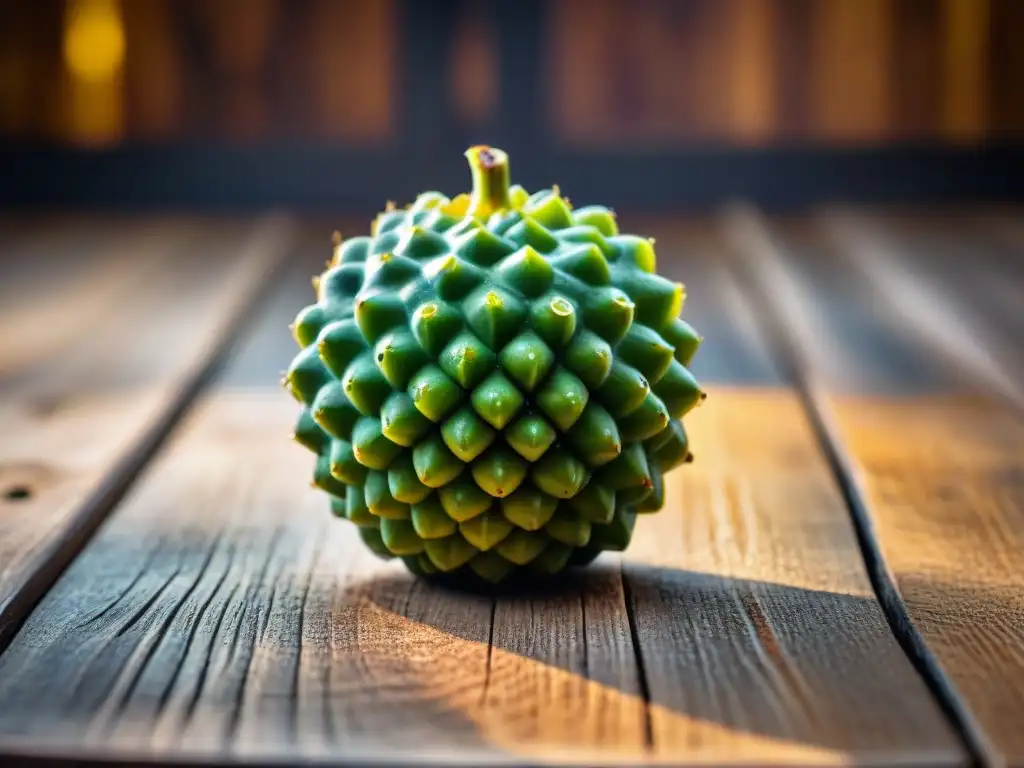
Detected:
left=990, top=0, right=1024, bottom=137
left=627, top=221, right=960, bottom=763
left=625, top=388, right=962, bottom=765
left=0, top=217, right=199, bottom=376
left=940, top=0, right=989, bottom=142
left=772, top=0, right=814, bottom=141
left=818, top=209, right=1024, bottom=411
left=548, top=0, right=614, bottom=144
left=0, top=394, right=636, bottom=765
left=809, top=0, right=892, bottom=141
left=0, top=221, right=962, bottom=766
left=892, top=0, right=941, bottom=139
left=727, top=0, right=777, bottom=143
left=723, top=206, right=1024, bottom=767
left=0, top=215, right=148, bottom=310
left=627, top=216, right=785, bottom=388
left=122, top=0, right=187, bottom=138
left=8, top=0, right=1024, bottom=147
left=0, top=389, right=963, bottom=767
left=832, top=395, right=1024, bottom=766
left=828, top=209, right=1024, bottom=380
left=450, top=1, right=498, bottom=127
left=0, top=214, right=293, bottom=647
left=304, top=0, right=395, bottom=141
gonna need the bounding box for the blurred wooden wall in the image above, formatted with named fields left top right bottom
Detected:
left=1, top=0, right=1022, bottom=149
left=549, top=0, right=1022, bottom=145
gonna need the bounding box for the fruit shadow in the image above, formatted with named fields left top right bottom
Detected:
left=349, top=562, right=967, bottom=760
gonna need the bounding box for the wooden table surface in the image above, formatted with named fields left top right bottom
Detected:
left=0, top=208, right=1021, bottom=767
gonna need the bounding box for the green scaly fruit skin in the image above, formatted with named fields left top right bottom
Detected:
left=284, top=146, right=705, bottom=586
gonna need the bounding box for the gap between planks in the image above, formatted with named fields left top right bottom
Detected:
left=0, top=221, right=961, bottom=767
left=0, top=391, right=962, bottom=768
left=0, top=213, right=295, bottom=649
left=721, top=204, right=1024, bottom=768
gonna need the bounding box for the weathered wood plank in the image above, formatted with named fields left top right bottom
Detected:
left=0, top=217, right=202, bottom=378
left=818, top=208, right=1024, bottom=411
left=650, top=219, right=785, bottom=387
left=629, top=388, right=962, bottom=766
left=624, top=221, right=962, bottom=765
left=0, top=393, right=597, bottom=764
left=0, top=387, right=963, bottom=766
left=0, top=215, right=132, bottom=310
left=874, top=208, right=1024, bottom=359
left=0, top=218, right=962, bottom=766
left=0, top=236, right=645, bottom=765
left=724, top=206, right=1024, bottom=767
left=0, top=214, right=294, bottom=648
left=482, top=566, right=646, bottom=763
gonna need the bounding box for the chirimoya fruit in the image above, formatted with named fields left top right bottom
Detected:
left=284, top=146, right=704, bottom=585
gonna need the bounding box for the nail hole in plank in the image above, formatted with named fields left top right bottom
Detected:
left=3, top=486, right=32, bottom=502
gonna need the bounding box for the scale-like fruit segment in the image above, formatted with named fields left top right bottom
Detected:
left=285, top=146, right=704, bottom=584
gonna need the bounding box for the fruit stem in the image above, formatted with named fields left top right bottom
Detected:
left=465, top=145, right=512, bottom=218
